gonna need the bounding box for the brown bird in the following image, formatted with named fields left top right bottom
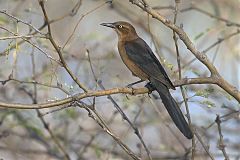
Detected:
left=101, top=21, right=193, bottom=139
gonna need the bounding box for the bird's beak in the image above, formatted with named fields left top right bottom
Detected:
left=100, top=23, right=115, bottom=28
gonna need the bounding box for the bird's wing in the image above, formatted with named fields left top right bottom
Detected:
left=124, top=38, right=175, bottom=89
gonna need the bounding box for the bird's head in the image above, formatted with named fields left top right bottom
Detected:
left=100, top=21, right=138, bottom=41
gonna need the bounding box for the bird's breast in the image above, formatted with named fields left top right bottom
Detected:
left=118, top=41, right=149, bottom=80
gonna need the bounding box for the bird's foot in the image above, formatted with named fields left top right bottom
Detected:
left=126, top=80, right=144, bottom=88
left=144, top=82, right=156, bottom=94
left=126, top=83, right=134, bottom=88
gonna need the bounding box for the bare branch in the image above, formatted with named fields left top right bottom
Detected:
left=129, top=0, right=240, bottom=103
left=0, top=10, right=44, bottom=34
left=215, top=115, right=230, bottom=160
left=38, top=0, right=88, bottom=92
left=171, top=1, right=196, bottom=159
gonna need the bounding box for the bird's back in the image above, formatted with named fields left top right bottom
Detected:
left=118, top=40, right=149, bottom=80
left=124, top=38, right=175, bottom=89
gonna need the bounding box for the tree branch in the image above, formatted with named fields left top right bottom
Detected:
left=38, top=0, right=88, bottom=92
left=129, top=0, right=240, bottom=103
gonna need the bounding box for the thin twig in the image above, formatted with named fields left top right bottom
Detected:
left=0, top=76, right=223, bottom=109
left=172, top=1, right=195, bottom=159
left=129, top=0, right=240, bottom=103
left=194, top=130, right=215, bottom=160
left=153, top=4, right=240, bottom=27
left=77, top=102, right=141, bottom=160
left=0, top=77, right=69, bottom=94
left=0, top=35, right=46, bottom=40
left=182, top=29, right=240, bottom=69
left=86, top=49, right=152, bottom=160
left=0, top=1, right=81, bottom=55
left=30, top=47, right=71, bottom=160
left=0, top=26, right=60, bottom=64
left=215, top=115, right=230, bottom=160
left=181, top=6, right=240, bottom=28
left=38, top=0, right=88, bottom=92
left=0, top=10, right=44, bottom=34
left=205, top=110, right=239, bottom=129
left=62, top=1, right=108, bottom=49
left=146, top=14, right=188, bottom=151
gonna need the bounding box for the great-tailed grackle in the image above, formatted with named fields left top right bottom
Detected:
left=101, top=21, right=193, bottom=139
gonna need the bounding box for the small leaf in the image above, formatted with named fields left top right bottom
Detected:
left=194, top=28, right=211, bottom=40
left=194, top=32, right=204, bottom=40
left=222, top=92, right=233, bottom=101
left=166, top=63, right=174, bottom=70
left=195, top=88, right=214, bottom=98
left=200, top=100, right=216, bottom=108
left=226, top=95, right=233, bottom=100
left=24, top=124, right=44, bottom=137
left=191, top=69, right=201, bottom=76
left=94, top=146, right=102, bottom=158
left=0, top=16, right=8, bottom=25
left=65, top=109, right=78, bottom=119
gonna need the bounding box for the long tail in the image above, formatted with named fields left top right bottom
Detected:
left=150, top=77, right=193, bottom=139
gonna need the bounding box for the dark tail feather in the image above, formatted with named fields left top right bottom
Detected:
left=150, top=78, right=193, bottom=139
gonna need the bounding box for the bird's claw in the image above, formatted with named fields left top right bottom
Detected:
left=144, top=82, right=155, bottom=94
left=126, top=84, right=133, bottom=88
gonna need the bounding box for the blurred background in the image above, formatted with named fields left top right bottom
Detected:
left=0, top=0, right=239, bottom=159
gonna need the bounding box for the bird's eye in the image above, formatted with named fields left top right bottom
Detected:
left=118, top=25, right=123, bottom=28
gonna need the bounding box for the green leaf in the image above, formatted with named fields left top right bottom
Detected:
left=194, top=28, right=211, bottom=40
left=25, top=124, right=44, bottom=137
left=195, top=88, right=214, bottom=98
left=166, top=63, right=174, bottom=70
left=222, top=92, right=233, bottom=101
left=94, top=146, right=102, bottom=158
left=0, top=16, right=8, bottom=25
left=191, top=69, right=201, bottom=76
left=194, top=32, right=204, bottom=40
left=65, top=109, right=78, bottom=119
left=200, top=100, right=216, bottom=108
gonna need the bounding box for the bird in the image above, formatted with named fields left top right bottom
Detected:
left=100, top=21, right=193, bottom=139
